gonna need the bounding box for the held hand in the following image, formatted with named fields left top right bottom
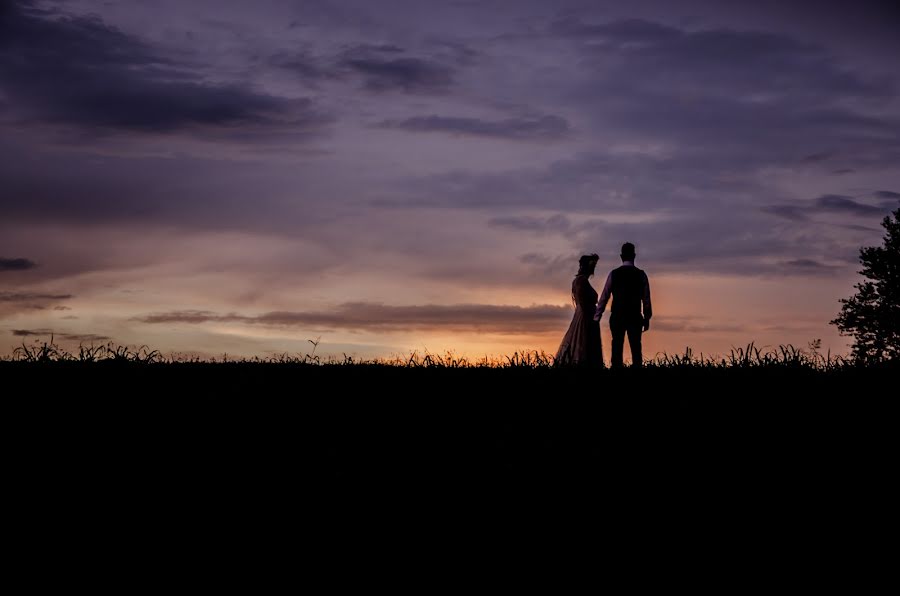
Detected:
left=643, top=318, right=650, bottom=332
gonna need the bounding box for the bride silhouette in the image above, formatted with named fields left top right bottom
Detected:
left=555, top=253, right=603, bottom=367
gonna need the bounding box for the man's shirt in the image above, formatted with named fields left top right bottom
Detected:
left=594, top=261, right=652, bottom=321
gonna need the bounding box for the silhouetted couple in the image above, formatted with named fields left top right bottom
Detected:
left=555, top=243, right=652, bottom=368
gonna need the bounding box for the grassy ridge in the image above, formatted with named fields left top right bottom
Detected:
left=4, top=342, right=894, bottom=556
left=3, top=337, right=856, bottom=368
left=4, top=340, right=894, bottom=501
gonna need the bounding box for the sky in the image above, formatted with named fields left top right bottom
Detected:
left=1, top=0, right=899, bottom=361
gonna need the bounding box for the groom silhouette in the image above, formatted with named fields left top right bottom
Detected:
left=594, top=242, right=652, bottom=368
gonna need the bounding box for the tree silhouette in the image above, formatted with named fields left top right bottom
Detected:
left=831, top=208, right=900, bottom=362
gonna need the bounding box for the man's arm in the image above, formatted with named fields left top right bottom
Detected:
left=594, top=272, right=613, bottom=321
left=642, top=272, right=652, bottom=330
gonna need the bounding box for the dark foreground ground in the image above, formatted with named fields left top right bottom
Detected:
left=3, top=361, right=896, bottom=572
left=5, top=361, right=894, bottom=482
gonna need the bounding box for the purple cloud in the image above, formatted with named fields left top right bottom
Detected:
left=0, top=257, right=36, bottom=271
left=136, top=303, right=570, bottom=334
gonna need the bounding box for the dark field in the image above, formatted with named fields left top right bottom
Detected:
left=4, top=355, right=895, bottom=571
left=5, top=355, right=895, bottom=483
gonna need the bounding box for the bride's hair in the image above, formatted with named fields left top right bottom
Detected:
left=572, top=254, right=599, bottom=305
left=577, top=253, right=599, bottom=276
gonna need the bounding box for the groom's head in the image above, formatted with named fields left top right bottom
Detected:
left=620, top=242, right=636, bottom=262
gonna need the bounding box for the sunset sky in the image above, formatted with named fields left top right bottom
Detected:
left=2, top=0, right=899, bottom=361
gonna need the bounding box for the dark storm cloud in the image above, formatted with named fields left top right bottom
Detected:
left=12, top=328, right=54, bottom=336
left=519, top=253, right=573, bottom=269
left=269, top=50, right=338, bottom=85
left=136, top=303, right=570, bottom=334
left=0, top=291, right=73, bottom=317
left=388, top=116, right=891, bottom=221
left=596, top=95, right=894, bottom=159
left=359, top=10, right=855, bottom=216
left=493, top=206, right=852, bottom=278
left=801, top=152, right=833, bottom=163
left=540, top=18, right=900, bottom=177
left=1, top=4, right=897, bottom=285
left=489, top=215, right=609, bottom=243
left=783, top=258, right=836, bottom=271
left=383, top=148, right=767, bottom=211
left=138, top=310, right=219, bottom=324
left=0, top=292, right=72, bottom=302
left=874, top=190, right=900, bottom=199
left=552, top=17, right=891, bottom=99
left=815, top=195, right=888, bottom=216
left=200, top=17, right=900, bottom=285
left=549, top=18, right=682, bottom=44
left=650, top=317, right=747, bottom=335
left=0, top=142, right=349, bottom=236
left=602, top=210, right=861, bottom=277
left=0, top=257, right=36, bottom=271
left=11, top=329, right=110, bottom=342
left=0, top=1, right=329, bottom=133
left=523, top=247, right=845, bottom=280
left=489, top=214, right=574, bottom=234
left=380, top=114, right=570, bottom=140
left=763, top=194, right=897, bottom=221
left=337, top=44, right=455, bottom=93
left=839, top=223, right=880, bottom=232
left=375, top=169, right=525, bottom=209
left=760, top=206, right=809, bottom=222
left=742, top=0, right=900, bottom=37
left=62, top=333, right=110, bottom=343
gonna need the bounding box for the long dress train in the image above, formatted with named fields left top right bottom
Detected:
left=555, top=274, right=603, bottom=367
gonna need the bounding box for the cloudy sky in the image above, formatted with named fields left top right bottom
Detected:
left=1, top=0, right=899, bottom=361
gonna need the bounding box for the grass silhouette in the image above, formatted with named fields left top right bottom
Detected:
left=4, top=334, right=894, bottom=547
left=3, top=337, right=857, bottom=370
